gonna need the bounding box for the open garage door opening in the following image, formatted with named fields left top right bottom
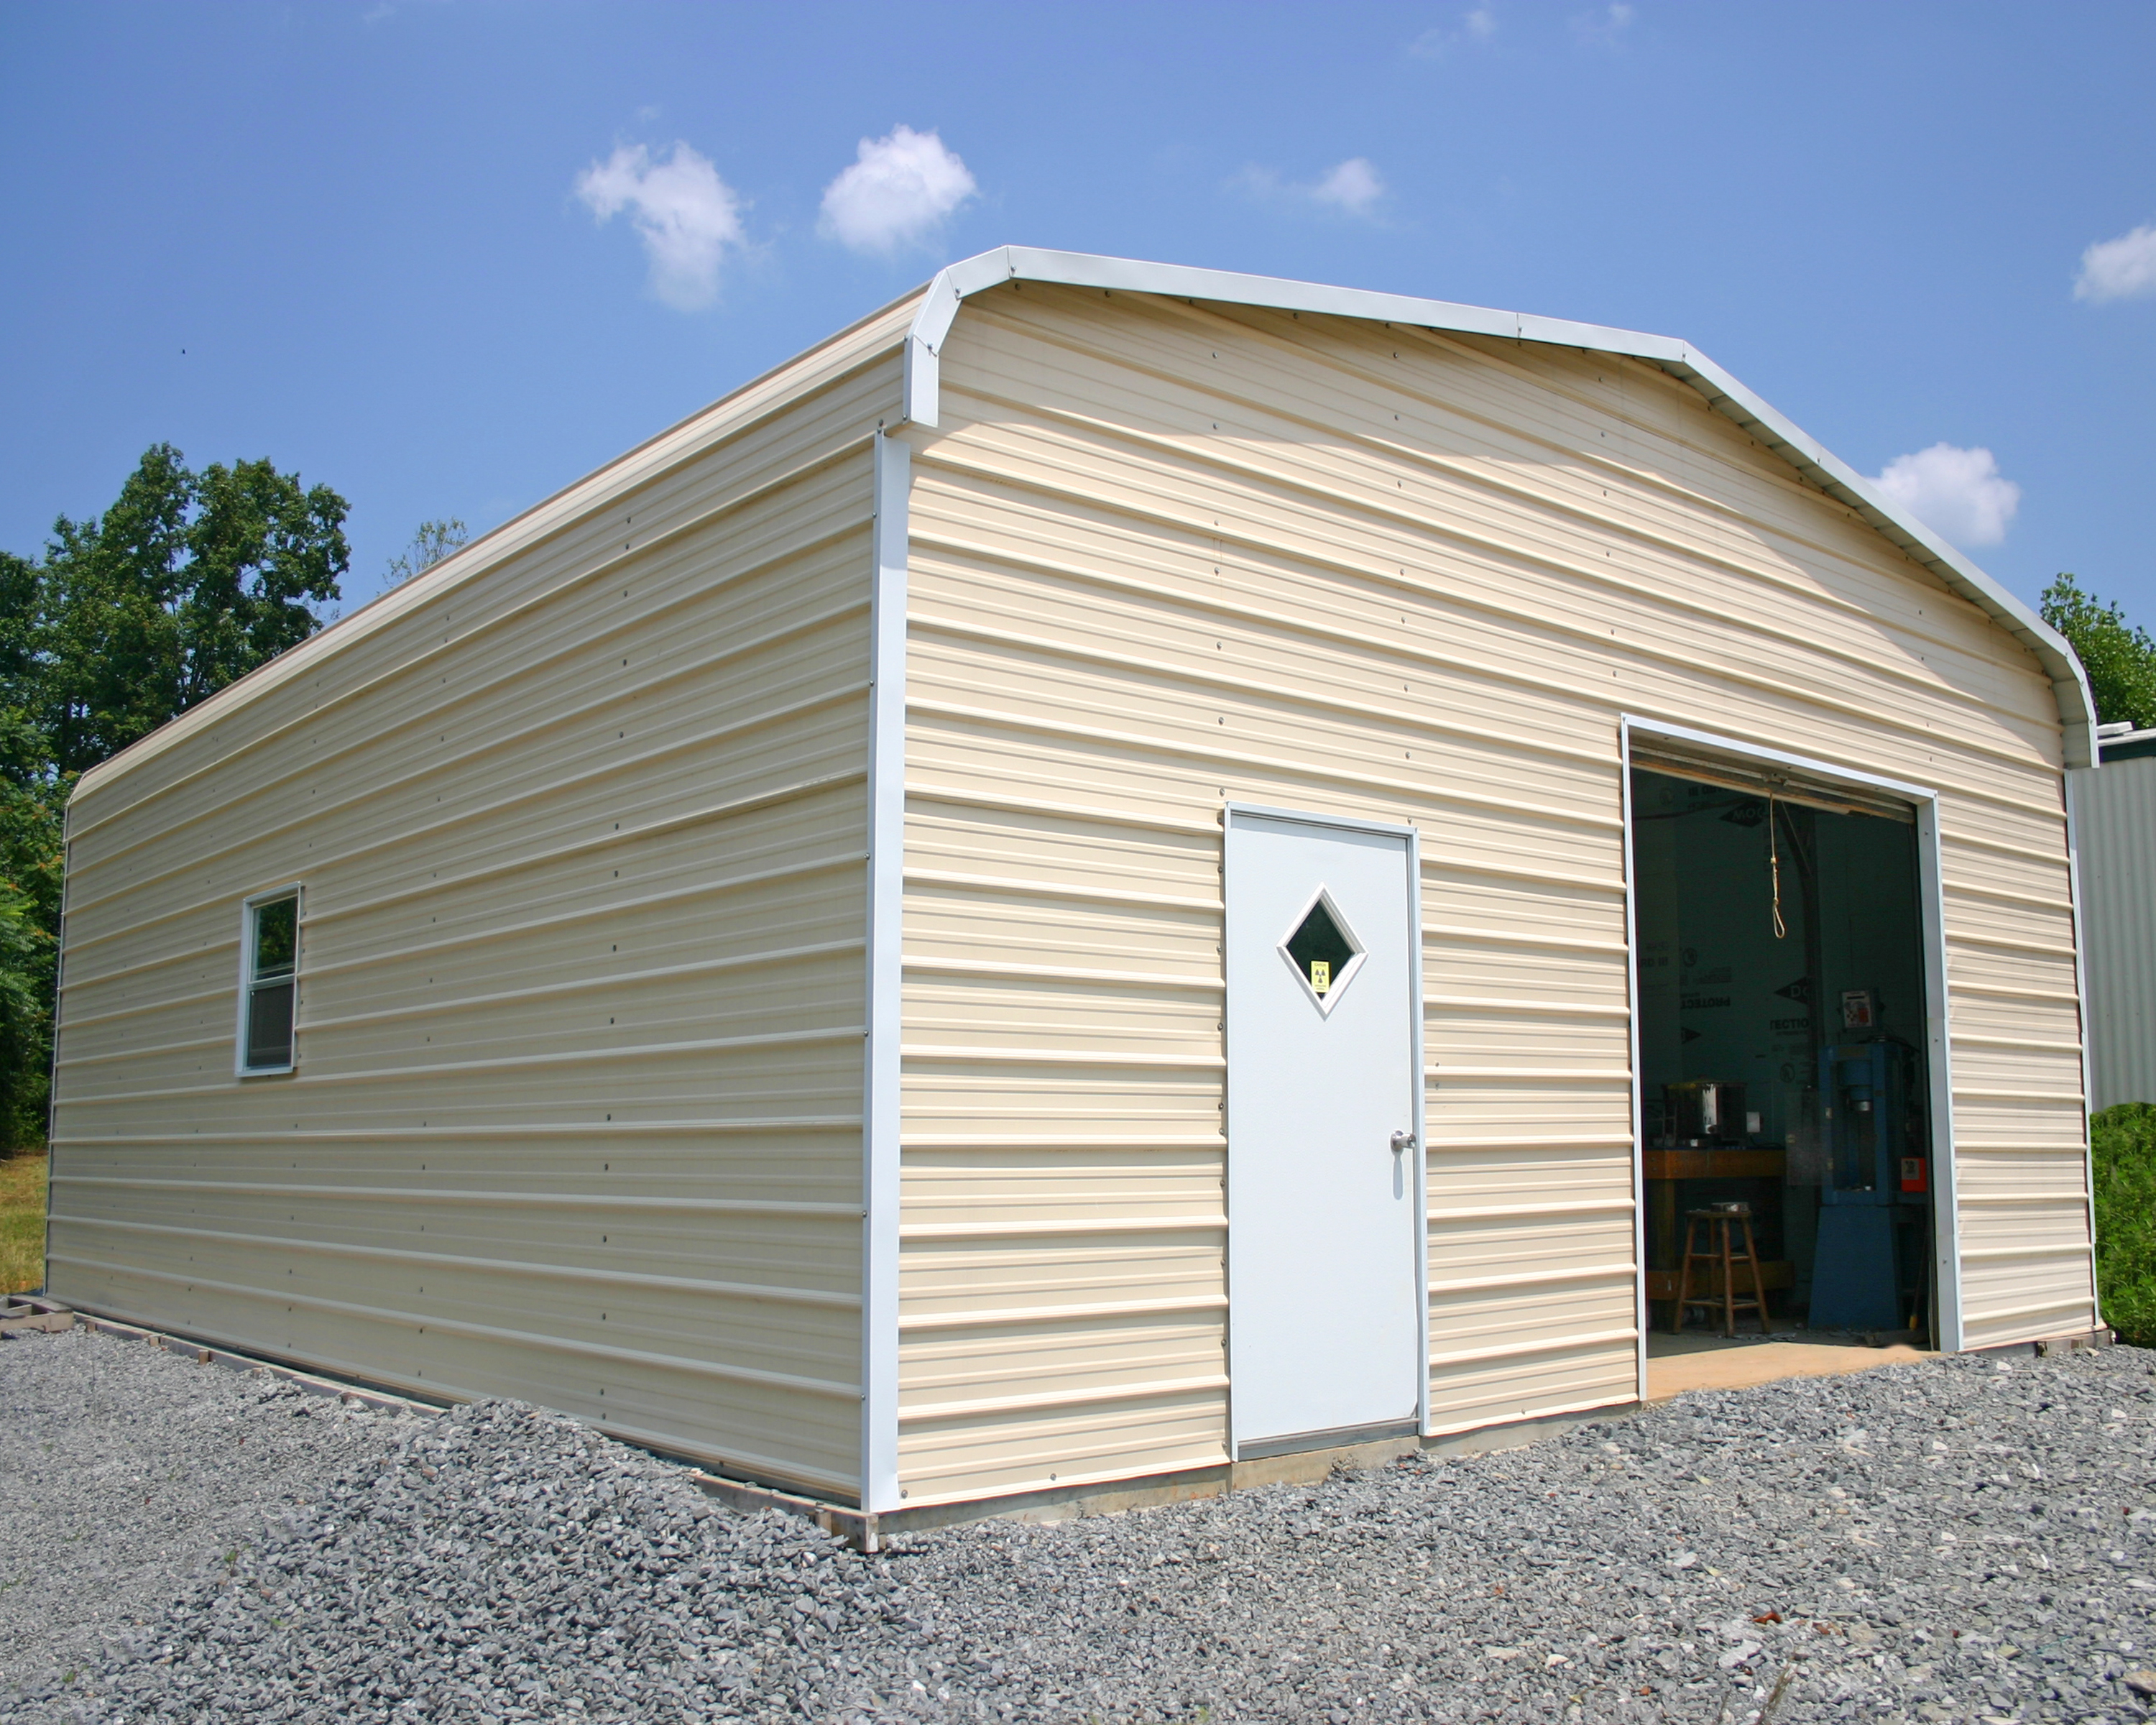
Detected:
left=1629, top=761, right=1938, bottom=1348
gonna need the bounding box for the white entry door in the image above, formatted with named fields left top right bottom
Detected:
left=1225, top=806, right=1425, bottom=1457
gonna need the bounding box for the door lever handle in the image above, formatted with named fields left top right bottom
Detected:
left=1390, top=1130, right=1416, bottom=1154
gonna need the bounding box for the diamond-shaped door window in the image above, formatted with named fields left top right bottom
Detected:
left=1279, top=888, right=1366, bottom=1015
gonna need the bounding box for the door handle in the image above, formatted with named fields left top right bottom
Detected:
left=1390, top=1130, right=1416, bottom=1154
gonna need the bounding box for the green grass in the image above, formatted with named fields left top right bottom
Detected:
left=2093, top=1102, right=2156, bottom=1348
left=0, top=1152, right=47, bottom=1295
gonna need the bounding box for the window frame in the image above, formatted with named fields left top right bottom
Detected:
left=236, top=884, right=303, bottom=1077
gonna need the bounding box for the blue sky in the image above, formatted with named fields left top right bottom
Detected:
left=3, top=1, right=2152, bottom=631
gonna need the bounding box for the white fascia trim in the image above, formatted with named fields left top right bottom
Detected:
left=861, top=432, right=908, bottom=1513
left=902, top=247, right=2096, bottom=768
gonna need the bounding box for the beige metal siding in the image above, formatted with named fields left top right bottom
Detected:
left=51, top=313, right=916, bottom=1501
left=2073, top=754, right=2156, bottom=1111
left=893, top=282, right=2091, bottom=1502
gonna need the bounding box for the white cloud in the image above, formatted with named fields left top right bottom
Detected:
left=819, top=125, right=977, bottom=255
left=1573, top=1, right=1634, bottom=42
left=1409, top=7, right=1496, bottom=57
left=2074, top=221, right=2156, bottom=304
left=574, top=142, right=747, bottom=310
left=1236, top=157, right=1388, bottom=221
left=1872, top=443, right=2022, bottom=548
left=1311, top=158, right=1386, bottom=216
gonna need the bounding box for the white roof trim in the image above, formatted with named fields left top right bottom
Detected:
left=902, top=246, right=2096, bottom=768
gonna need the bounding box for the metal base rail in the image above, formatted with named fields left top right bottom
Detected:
left=0, top=1294, right=446, bottom=1418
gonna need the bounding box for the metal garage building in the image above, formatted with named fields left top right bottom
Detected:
left=46, top=248, right=2105, bottom=1526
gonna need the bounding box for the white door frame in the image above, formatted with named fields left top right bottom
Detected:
left=1223, top=802, right=1430, bottom=1448
left=1617, top=718, right=1964, bottom=1392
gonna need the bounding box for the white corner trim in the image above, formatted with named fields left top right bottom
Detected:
left=1914, top=796, right=1966, bottom=1352
left=898, top=247, right=2096, bottom=765
left=862, top=431, right=908, bottom=1513
left=1404, top=819, right=1430, bottom=1440
left=1616, top=729, right=1649, bottom=1405
left=2062, top=771, right=2103, bottom=1334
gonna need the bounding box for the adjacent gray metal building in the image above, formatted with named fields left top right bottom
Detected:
left=2074, top=724, right=2156, bottom=1110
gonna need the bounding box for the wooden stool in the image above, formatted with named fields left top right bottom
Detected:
left=1672, top=1205, right=1772, bottom=1338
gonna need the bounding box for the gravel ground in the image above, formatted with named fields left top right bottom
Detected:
left=0, top=1325, right=416, bottom=1700
left=3, top=1328, right=2152, bottom=1724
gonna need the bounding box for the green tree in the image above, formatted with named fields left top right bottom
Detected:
left=40, top=443, right=348, bottom=775
left=0, top=552, right=63, bottom=1147
left=385, top=517, right=470, bottom=584
left=0, top=553, right=52, bottom=788
left=2041, top=574, right=2156, bottom=732
left=0, top=882, right=51, bottom=1146
left=0, top=446, right=346, bottom=1148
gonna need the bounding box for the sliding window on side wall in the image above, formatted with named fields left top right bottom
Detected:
left=239, top=887, right=300, bottom=1075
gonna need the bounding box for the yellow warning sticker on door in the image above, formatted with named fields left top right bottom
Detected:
left=1309, top=960, right=1331, bottom=994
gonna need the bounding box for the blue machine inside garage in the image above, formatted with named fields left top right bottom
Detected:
left=1812, top=1039, right=1929, bottom=1330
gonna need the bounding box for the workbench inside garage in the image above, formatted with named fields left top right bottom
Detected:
left=1642, top=1146, right=1794, bottom=1324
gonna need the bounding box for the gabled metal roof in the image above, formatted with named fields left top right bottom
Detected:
left=900, top=247, right=2096, bottom=769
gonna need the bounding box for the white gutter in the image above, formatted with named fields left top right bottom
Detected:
left=900, top=247, right=2098, bottom=768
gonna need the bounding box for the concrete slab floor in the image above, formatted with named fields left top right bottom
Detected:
left=1645, top=1328, right=1935, bottom=1399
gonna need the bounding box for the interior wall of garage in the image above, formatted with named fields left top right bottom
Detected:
left=890, top=280, right=2093, bottom=1507
left=48, top=305, right=918, bottom=1501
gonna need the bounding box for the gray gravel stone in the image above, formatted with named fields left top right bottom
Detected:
left=0, top=1325, right=416, bottom=1701
left=4, top=1326, right=2152, bottom=1724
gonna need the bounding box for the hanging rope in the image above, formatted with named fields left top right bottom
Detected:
left=1768, top=792, right=1787, bottom=939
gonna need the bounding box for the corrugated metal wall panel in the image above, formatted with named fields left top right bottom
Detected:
left=2073, top=755, right=2156, bottom=1110
left=68, top=293, right=923, bottom=822
left=893, top=281, right=2091, bottom=1504
left=50, top=331, right=912, bottom=1500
